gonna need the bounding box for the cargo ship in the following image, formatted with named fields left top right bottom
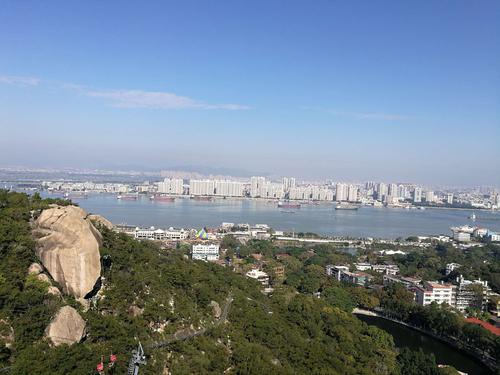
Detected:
left=335, top=203, right=359, bottom=210
left=278, top=201, right=301, bottom=209
left=117, top=194, right=138, bottom=200
left=150, top=194, right=175, bottom=202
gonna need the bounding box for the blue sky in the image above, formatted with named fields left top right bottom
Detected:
left=1, top=1, right=499, bottom=185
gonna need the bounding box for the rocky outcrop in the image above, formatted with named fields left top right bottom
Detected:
left=32, top=205, right=101, bottom=299
left=28, top=262, right=43, bottom=275
left=209, top=301, right=222, bottom=319
left=45, top=306, right=85, bottom=346
left=0, top=320, right=14, bottom=348
left=88, top=214, right=114, bottom=230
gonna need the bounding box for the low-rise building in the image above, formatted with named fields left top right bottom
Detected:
left=415, top=281, right=453, bottom=306
left=445, top=263, right=461, bottom=275
left=488, top=232, right=500, bottom=242
left=340, top=271, right=373, bottom=286
left=192, top=243, right=220, bottom=261
left=134, top=227, right=188, bottom=241
left=354, top=262, right=371, bottom=271
left=371, top=264, right=399, bottom=275
left=326, top=265, right=349, bottom=281
left=246, top=269, right=270, bottom=286
left=452, top=275, right=491, bottom=312
left=453, top=232, right=471, bottom=243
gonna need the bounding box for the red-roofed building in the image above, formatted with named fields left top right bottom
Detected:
left=465, top=317, right=500, bottom=336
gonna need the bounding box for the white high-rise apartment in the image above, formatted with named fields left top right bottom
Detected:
left=413, top=187, right=422, bottom=203
left=215, top=180, right=244, bottom=197
left=388, top=183, right=398, bottom=197
left=377, top=183, right=388, bottom=200
left=447, top=193, right=454, bottom=205
left=157, top=178, right=184, bottom=195
left=250, top=176, right=266, bottom=198
left=282, top=177, right=296, bottom=192
left=348, top=185, right=358, bottom=202
left=189, top=179, right=216, bottom=196
left=335, top=183, right=348, bottom=201
left=425, top=191, right=435, bottom=203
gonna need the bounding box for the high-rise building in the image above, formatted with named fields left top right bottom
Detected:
left=447, top=193, right=454, bottom=205
left=425, top=191, right=435, bottom=203
left=388, top=183, right=398, bottom=198
left=189, top=179, right=216, bottom=196
left=348, top=185, right=358, bottom=202
left=413, top=187, right=422, bottom=203
left=157, top=178, right=184, bottom=195
left=282, top=177, right=296, bottom=192
left=377, top=183, right=388, bottom=200
left=335, top=183, right=348, bottom=201
left=250, top=176, right=266, bottom=198
left=214, top=180, right=244, bottom=197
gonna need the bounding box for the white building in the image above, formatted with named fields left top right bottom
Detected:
left=335, top=183, right=349, bottom=201
left=413, top=187, right=422, bottom=203
left=452, top=275, right=491, bottom=312
left=134, top=227, right=188, bottom=241
left=453, top=232, right=471, bottom=243
left=282, top=177, right=296, bottom=192
left=157, top=178, right=184, bottom=195
left=189, top=179, right=215, bottom=196
left=447, top=193, right=454, bottom=205
left=377, top=183, right=388, bottom=200
left=415, top=281, right=453, bottom=306
left=326, top=265, right=349, bottom=280
left=445, top=263, right=461, bottom=275
left=488, top=232, right=500, bottom=242
left=214, top=180, right=244, bottom=197
left=425, top=191, right=435, bottom=203
left=388, top=183, right=398, bottom=198
left=246, top=269, right=270, bottom=286
left=348, top=185, right=358, bottom=202
left=192, top=243, right=220, bottom=261
left=250, top=176, right=267, bottom=198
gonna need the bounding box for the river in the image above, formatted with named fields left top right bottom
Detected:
left=44, top=193, right=500, bottom=239
left=357, top=315, right=493, bottom=375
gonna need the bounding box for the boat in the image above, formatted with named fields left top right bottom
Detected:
left=64, top=192, right=88, bottom=199
left=278, top=201, right=301, bottom=209
left=280, top=210, right=296, bottom=214
left=335, top=204, right=359, bottom=211
left=450, top=225, right=475, bottom=234
left=191, top=196, right=213, bottom=201
left=469, top=212, right=476, bottom=221
left=117, top=194, right=138, bottom=200
left=150, top=194, right=175, bottom=202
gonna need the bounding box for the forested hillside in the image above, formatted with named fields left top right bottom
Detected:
left=0, top=191, right=400, bottom=374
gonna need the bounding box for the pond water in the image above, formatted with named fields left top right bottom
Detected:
left=357, top=315, right=493, bottom=375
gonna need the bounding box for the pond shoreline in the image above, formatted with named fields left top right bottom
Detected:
left=353, top=308, right=497, bottom=373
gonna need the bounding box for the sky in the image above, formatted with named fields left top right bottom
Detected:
left=1, top=1, right=499, bottom=185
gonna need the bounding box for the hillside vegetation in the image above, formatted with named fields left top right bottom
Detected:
left=0, top=191, right=401, bottom=374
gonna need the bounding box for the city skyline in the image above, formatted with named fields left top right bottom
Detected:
left=1, top=1, right=499, bottom=185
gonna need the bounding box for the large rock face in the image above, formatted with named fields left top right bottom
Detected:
left=45, top=306, right=85, bottom=346
left=33, top=206, right=101, bottom=299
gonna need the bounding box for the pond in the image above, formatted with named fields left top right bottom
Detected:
left=357, top=315, right=493, bottom=375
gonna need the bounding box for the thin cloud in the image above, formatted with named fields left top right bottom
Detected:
left=1, top=74, right=250, bottom=110
left=83, top=88, right=250, bottom=110
left=301, top=106, right=411, bottom=121
left=0, top=75, right=40, bottom=86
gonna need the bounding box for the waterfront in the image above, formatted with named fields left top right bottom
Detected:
left=46, top=193, right=500, bottom=238
left=357, top=315, right=493, bottom=375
